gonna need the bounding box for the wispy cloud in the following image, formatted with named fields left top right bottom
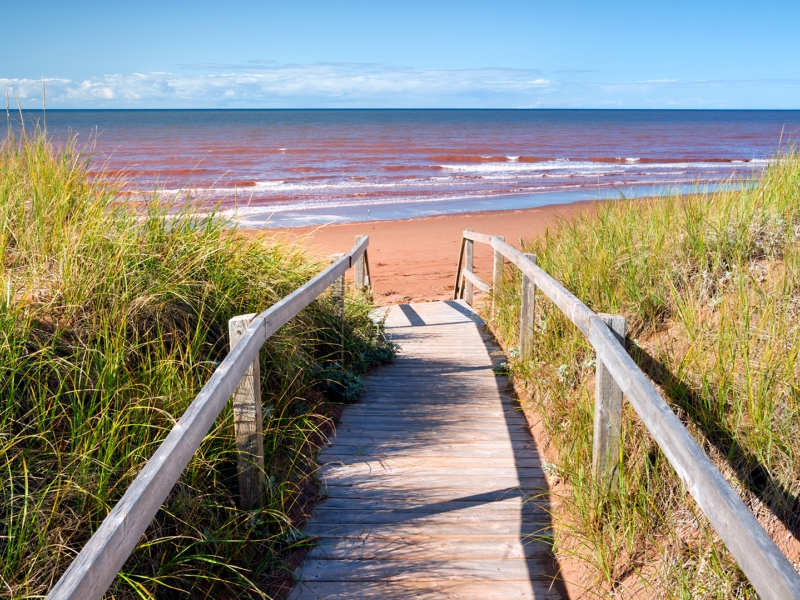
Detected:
left=2, top=63, right=799, bottom=109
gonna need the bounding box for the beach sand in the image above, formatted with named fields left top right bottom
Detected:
left=258, top=201, right=596, bottom=304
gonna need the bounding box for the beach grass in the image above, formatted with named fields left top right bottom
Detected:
left=0, top=128, right=394, bottom=598
left=487, top=152, right=800, bottom=597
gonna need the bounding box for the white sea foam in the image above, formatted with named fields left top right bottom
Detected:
left=154, top=154, right=770, bottom=220
left=439, top=158, right=768, bottom=175
left=211, top=179, right=697, bottom=217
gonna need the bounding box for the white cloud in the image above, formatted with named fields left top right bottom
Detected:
left=1, top=64, right=799, bottom=109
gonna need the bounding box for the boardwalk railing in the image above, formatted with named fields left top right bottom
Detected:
left=453, top=229, right=800, bottom=600
left=46, top=236, right=372, bottom=600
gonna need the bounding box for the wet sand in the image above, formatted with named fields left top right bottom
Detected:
left=258, top=200, right=597, bottom=304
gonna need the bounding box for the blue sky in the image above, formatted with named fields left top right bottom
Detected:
left=3, top=0, right=799, bottom=109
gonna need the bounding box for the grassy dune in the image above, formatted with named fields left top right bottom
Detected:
left=0, top=131, right=394, bottom=598
left=489, top=154, right=800, bottom=597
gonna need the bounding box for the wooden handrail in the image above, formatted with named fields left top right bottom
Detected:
left=46, top=236, right=371, bottom=600
left=462, top=269, right=490, bottom=293
left=462, top=229, right=494, bottom=245
left=455, top=230, right=800, bottom=600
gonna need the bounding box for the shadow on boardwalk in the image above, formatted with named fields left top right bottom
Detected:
left=291, top=300, right=571, bottom=599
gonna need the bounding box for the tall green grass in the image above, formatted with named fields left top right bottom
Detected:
left=489, top=154, right=800, bottom=597
left=0, top=129, right=394, bottom=598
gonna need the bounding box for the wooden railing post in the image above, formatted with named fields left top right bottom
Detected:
left=453, top=235, right=466, bottom=300
left=354, top=235, right=367, bottom=291
left=330, top=253, right=346, bottom=362
left=363, top=248, right=373, bottom=300
left=492, top=235, right=505, bottom=312
left=520, top=253, right=537, bottom=361
left=228, top=314, right=265, bottom=510
left=592, top=313, right=626, bottom=485
left=464, top=229, right=474, bottom=305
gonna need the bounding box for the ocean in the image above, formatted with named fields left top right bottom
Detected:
left=12, top=109, right=800, bottom=226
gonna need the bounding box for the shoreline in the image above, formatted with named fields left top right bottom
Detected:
left=231, top=181, right=744, bottom=229
left=252, top=199, right=601, bottom=304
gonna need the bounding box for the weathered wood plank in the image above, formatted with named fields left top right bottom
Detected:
left=361, top=376, right=506, bottom=384
left=336, top=415, right=529, bottom=427
left=462, top=229, right=495, bottom=245
left=377, top=363, right=500, bottom=370
left=295, top=558, right=555, bottom=582
left=289, top=580, right=564, bottom=600
left=228, top=314, right=265, bottom=510
left=338, top=403, right=525, bottom=415
left=520, top=253, right=537, bottom=361
left=492, top=235, right=505, bottom=313
left=318, top=445, right=534, bottom=459
left=319, top=439, right=536, bottom=450
left=321, top=473, right=547, bottom=496
left=312, top=497, right=537, bottom=511
left=592, top=313, right=625, bottom=486
left=352, top=390, right=517, bottom=399
left=453, top=235, right=466, bottom=300
left=303, top=522, right=550, bottom=539
left=464, top=230, right=474, bottom=304
left=354, top=235, right=367, bottom=289
left=316, top=487, right=542, bottom=501
left=320, top=465, right=546, bottom=480
left=363, top=246, right=372, bottom=291
left=462, top=268, right=490, bottom=293
left=306, top=507, right=550, bottom=525
left=306, top=536, right=551, bottom=560
left=328, top=431, right=533, bottom=443
left=318, top=457, right=542, bottom=470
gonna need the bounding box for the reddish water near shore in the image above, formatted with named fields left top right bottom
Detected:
left=17, top=109, right=800, bottom=225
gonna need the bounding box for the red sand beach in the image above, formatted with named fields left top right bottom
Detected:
left=259, top=201, right=595, bottom=304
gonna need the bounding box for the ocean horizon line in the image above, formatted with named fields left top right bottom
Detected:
left=11, top=107, right=800, bottom=113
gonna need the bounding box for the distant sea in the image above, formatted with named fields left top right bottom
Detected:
left=13, top=109, right=800, bottom=227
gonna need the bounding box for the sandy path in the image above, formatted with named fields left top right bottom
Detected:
left=256, top=201, right=595, bottom=304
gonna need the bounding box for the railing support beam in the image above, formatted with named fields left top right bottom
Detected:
left=363, top=247, right=372, bottom=300
left=592, top=313, right=625, bottom=486
left=354, top=235, right=367, bottom=291
left=464, top=229, right=474, bottom=305
left=520, top=253, right=537, bottom=361
left=228, top=314, right=266, bottom=510
left=492, top=235, right=505, bottom=313
left=453, top=236, right=466, bottom=300
left=330, top=253, right=346, bottom=362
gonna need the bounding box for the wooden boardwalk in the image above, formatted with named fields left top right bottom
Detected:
left=290, top=300, right=565, bottom=599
